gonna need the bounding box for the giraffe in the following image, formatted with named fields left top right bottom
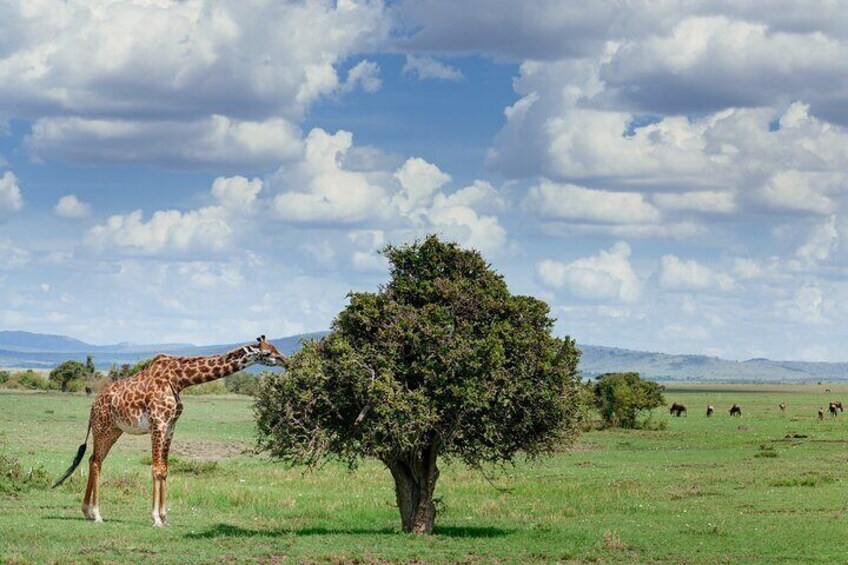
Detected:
left=53, top=335, right=287, bottom=527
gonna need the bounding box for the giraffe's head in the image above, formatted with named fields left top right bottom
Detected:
left=241, top=335, right=288, bottom=368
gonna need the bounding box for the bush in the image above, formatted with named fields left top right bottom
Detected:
left=1, top=370, right=50, bottom=391
left=0, top=371, right=9, bottom=384
left=224, top=372, right=263, bottom=396
left=0, top=453, right=51, bottom=494
left=593, top=372, right=666, bottom=429
left=49, top=360, right=87, bottom=392
left=181, top=380, right=228, bottom=395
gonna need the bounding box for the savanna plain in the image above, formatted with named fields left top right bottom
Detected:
left=2, top=385, right=848, bottom=564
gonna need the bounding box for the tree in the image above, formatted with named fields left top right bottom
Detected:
left=255, top=235, right=583, bottom=534
left=49, top=360, right=88, bottom=392
left=593, top=372, right=665, bottom=429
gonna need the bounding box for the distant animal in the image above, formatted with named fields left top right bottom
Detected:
left=818, top=407, right=825, bottom=421
left=828, top=402, right=843, bottom=417
left=729, top=404, right=742, bottom=417
left=706, top=405, right=714, bottom=417
left=85, top=386, right=92, bottom=395
left=669, top=402, right=687, bottom=417
left=825, top=388, right=831, bottom=393
left=779, top=402, right=786, bottom=412
left=833, top=401, right=843, bottom=412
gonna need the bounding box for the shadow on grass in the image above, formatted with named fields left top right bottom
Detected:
left=186, top=523, right=512, bottom=539
left=43, top=516, right=133, bottom=524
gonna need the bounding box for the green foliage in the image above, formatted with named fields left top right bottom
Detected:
left=256, top=234, right=583, bottom=471
left=49, top=360, right=88, bottom=392
left=0, top=453, right=50, bottom=494
left=0, top=369, right=50, bottom=390
left=593, top=372, right=666, bottom=429
left=225, top=371, right=263, bottom=396
left=108, top=358, right=153, bottom=381
left=182, top=380, right=229, bottom=395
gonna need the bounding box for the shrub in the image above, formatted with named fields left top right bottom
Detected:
left=225, top=372, right=263, bottom=396
left=181, top=380, right=228, bottom=395
left=593, top=372, right=666, bottom=429
left=0, top=453, right=51, bottom=494
left=1, top=370, right=50, bottom=391
left=49, top=360, right=87, bottom=392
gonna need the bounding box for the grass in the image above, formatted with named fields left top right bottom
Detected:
left=2, top=384, right=848, bottom=564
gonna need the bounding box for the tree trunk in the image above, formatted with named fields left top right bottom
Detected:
left=384, top=442, right=440, bottom=534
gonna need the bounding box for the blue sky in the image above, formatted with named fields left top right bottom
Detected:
left=2, top=1, right=848, bottom=361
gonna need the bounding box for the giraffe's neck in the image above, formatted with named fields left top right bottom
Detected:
left=169, top=349, right=252, bottom=392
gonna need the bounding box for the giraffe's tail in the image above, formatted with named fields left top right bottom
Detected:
left=52, top=420, right=91, bottom=488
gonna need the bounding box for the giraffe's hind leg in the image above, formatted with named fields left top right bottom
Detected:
left=82, top=426, right=122, bottom=522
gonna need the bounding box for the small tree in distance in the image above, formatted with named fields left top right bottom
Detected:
left=593, top=372, right=665, bottom=429
left=255, top=235, right=583, bottom=534
left=49, top=360, right=87, bottom=392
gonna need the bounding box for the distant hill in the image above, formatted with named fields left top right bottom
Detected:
left=579, top=345, right=848, bottom=383
left=0, top=330, right=326, bottom=369
left=2, top=331, right=847, bottom=382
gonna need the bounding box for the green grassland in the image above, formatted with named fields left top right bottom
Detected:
left=2, top=385, right=848, bottom=564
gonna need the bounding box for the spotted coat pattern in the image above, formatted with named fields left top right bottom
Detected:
left=79, top=336, right=287, bottom=526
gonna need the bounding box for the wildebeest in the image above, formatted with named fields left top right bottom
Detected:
left=669, top=402, right=687, bottom=417
left=779, top=402, right=786, bottom=412
left=706, top=404, right=714, bottom=417
left=729, top=404, right=742, bottom=417
left=828, top=402, right=843, bottom=417
left=818, top=407, right=825, bottom=421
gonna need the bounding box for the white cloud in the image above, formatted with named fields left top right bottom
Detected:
left=54, top=194, right=91, bottom=219
left=393, top=157, right=451, bottom=215
left=270, top=128, right=511, bottom=254
left=537, top=242, right=641, bottom=303
left=659, top=255, right=733, bottom=291
left=2, top=1, right=387, bottom=168
left=777, top=285, right=831, bottom=324
left=27, top=116, right=303, bottom=169
left=0, top=239, right=29, bottom=269
left=344, top=60, right=383, bottom=93
left=525, top=180, right=661, bottom=224
left=0, top=171, right=23, bottom=212
left=794, top=216, right=839, bottom=266
left=653, top=191, right=736, bottom=213
left=758, top=170, right=840, bottom=215
left=210, top=176, right=263, bottom=213
left=272, top=129, right=391, bottom=224
left=86, top=175, right=262, bottom=254
left=402, top=55, right=463, bottom=81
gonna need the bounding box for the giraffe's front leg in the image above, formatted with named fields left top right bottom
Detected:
left=150, top=430, right=167, bottom=527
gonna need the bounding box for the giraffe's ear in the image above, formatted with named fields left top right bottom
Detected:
left=261, top=334, right=266, bottom=341
left=257, top=336, right=262, bottom=343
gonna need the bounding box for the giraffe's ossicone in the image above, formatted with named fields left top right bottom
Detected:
left=53, top=336, right=287, bottom=526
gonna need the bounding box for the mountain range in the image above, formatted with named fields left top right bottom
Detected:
left=2, top=330, right=847, bottom=382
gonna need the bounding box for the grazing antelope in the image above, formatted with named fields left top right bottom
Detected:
left=706, top=405, right=714, bottom=417
left=669, top=402, right=687, bottom=417
left=729, top=404, right=742, bottom=417
left=779, top=402, right=786, bottom=412
left=828, top=402, right=842, bottom=417
left=818, top=407, right=825, bottom=421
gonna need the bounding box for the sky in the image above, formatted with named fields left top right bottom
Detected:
left=2, top=1, right=848, bottom=361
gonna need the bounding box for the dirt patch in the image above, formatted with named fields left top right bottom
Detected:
left=171, top=440, right=247, bottom=461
